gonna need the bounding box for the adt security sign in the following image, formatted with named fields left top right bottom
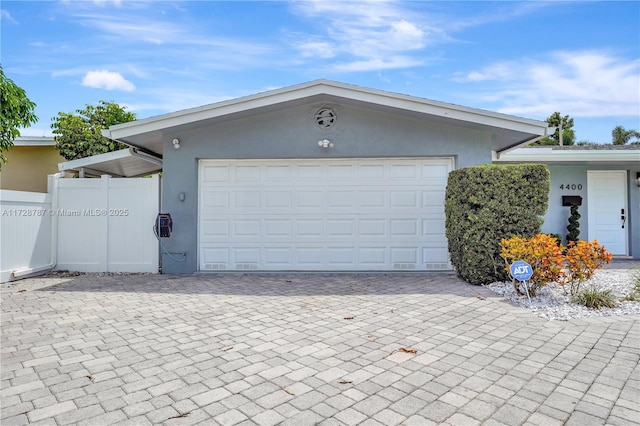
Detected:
left=510, top=260, right=533, bottom=282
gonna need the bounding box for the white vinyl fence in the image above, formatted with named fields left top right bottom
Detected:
left=1, top=189, right=53, bottom=282
left=0, top=174, right=159, bottom=282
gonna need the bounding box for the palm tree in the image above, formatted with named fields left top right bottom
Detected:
left=612, top=125, right=640, bottom=145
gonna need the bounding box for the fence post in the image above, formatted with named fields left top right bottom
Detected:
left=101, top=175, right=111, bottom=272
left=48, top=172, right=64, bottom=270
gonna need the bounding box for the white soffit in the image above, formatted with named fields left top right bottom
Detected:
left=495, top=147, right=640, bottom=163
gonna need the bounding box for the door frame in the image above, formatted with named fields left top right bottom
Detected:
left=587, top=170, right=629, bottom=256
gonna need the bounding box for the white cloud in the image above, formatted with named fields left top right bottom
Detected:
left=297, top=41, right=336, bottom=59
left=82, top=70, right=135, bottom=91
left=1, top=9, right=17, bottom=24
left=454, top=50, right=640, bottom=117
left=289, top=1, right=441, bottom=71
left=334, top=56, right=425, bottom=72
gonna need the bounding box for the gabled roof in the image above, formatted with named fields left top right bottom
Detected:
left=102, top=79, right=554, bottom=156
left=494, top=145, right=640, bottom=165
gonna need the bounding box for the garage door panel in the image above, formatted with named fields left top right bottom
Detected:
left=390, top=219, right=418, bottom=236
left=234, top=192, right=260, bottom=208
left=235, top=248, right=260, bottom=263
left=235, top=165, right=261, bottom=181
left=327, top=220, right=355, bottom=237
left=360, top=247, right=386, bottom=265
left=199, top=158, right=453, bottom=271
left=265, top=220, right=292, bottom=237
left=298, top=248, right=324, bottom=266
left=359, top=191, right=386, bottom=208
left=296, top=192, right=324, bottom=208
left=202, top=219, right=230, bottom=238
left=266, top=165, right=292, bottom=179
left=265, top=248, right=292, bottom=265
left=265, top=191, right=291, bottom=208
left=203, top=165, right=230, bottom=181
left=390, top=191, right=419, bottom=208
left=359, top=220, right=386, bottom=237
left=390, top=164, right=419, bottom=179
left=297, top=165, right=323, bottom=179
left=327, top=248, right=356, bottom=265
left=234, top=220, right=260, bottom=236
left=297, top=220, right=323, bottom=236
left=422, top=218, right=445, bottom=235
left=328, top=191, right=357, bottom=208
left=359, top=164, right=386, bottom=178
left=201, top=192, right=229, bottom=208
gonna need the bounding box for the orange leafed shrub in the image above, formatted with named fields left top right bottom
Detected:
left=500, top=234, right=613, bottom=298
left=562, top=240, right=612, bottom=295
left=500, top=234, right=564, bottom=296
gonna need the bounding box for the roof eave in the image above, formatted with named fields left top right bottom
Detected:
left=494, top=147, right=640, bottom=164
left=102, top=80, right=550, bottom=143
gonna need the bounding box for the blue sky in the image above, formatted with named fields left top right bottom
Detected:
left=3, top=0, right=639, bottom=144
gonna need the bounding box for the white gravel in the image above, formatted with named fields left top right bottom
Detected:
left=485, top=267, right=640, bottom=321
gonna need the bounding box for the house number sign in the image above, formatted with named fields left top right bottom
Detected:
left=559, top=184, right=583, bottom=190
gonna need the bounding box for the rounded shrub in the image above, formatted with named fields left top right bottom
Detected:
left=445, top=164, right=549, bottom=285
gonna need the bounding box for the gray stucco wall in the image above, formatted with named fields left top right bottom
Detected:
left=542, top=164, right=640, bottom=259
left=160, top=102, right=494, bottom=273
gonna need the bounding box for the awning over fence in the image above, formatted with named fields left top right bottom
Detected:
left=58, top=148, right=162, bottom=177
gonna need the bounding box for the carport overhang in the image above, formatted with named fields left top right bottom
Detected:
left=58, top=147, right=162, bottom=178
left=101, top=79, right=554, bottom=158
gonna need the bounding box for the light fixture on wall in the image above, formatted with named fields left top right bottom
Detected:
left=636, top=172, right=640, bottom=187
left=172, top=138, right=181, bottom=150
left=318, top=139, right=334, bottom=149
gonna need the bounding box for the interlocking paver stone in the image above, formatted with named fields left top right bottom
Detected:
left=1, top=267, right=639, bottom=425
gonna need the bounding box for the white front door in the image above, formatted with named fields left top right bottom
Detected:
left=198, top=158, right=453, bottom=271
left=587, top=170, right=628, bottom=255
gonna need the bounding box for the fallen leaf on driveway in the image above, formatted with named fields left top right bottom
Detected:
left=338, top=380, right=352, bottom=384
left=283, top=388, right=294, bottom=395
left=399, top=347, right=417, bottom=354
left=168, top=412, right=191, bottom=419
left=476, top=295, right=486, bottom=300
left=86, top=375, right=94, bottom=383
left=222, top=346, right=234, bottom=352
left=17, top=289, right=26, bottom=293
left=344, top=316, right=354, bottom=320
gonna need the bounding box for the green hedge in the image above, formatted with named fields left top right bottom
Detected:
left=445, top=164, right=549, bottom=284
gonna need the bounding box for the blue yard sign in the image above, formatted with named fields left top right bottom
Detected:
left=510, top=260, right=533, bottom=282
left=510, top=260, right=534, bottom=304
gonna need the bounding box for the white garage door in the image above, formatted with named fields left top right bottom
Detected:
left=198, top=158, right=453, bottom=271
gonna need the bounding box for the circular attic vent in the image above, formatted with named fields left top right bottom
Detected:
left=315, top=108, right=336, bottom=129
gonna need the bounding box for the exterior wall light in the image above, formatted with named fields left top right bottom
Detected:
left=172, top=138, right=181, bottom=149
left=636, top=172, right=640, bottom=187
left=318, top=139, right=334, bottom=149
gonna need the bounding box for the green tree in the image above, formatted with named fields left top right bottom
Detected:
left=0, top=65, right=38, bottom=168
left=534, top=112, right=575, bottom=146
left=612, top=125, right=640, bottom=145
left=51, top=100, right=136, bottom=160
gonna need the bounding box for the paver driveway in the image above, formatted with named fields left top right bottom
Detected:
left=1, top=272, right=639, bottom=425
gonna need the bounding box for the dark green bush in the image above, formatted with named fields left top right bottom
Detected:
left=445, top=164, right=549, bottom=284
left=566, top=204, right=581, bottom=245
